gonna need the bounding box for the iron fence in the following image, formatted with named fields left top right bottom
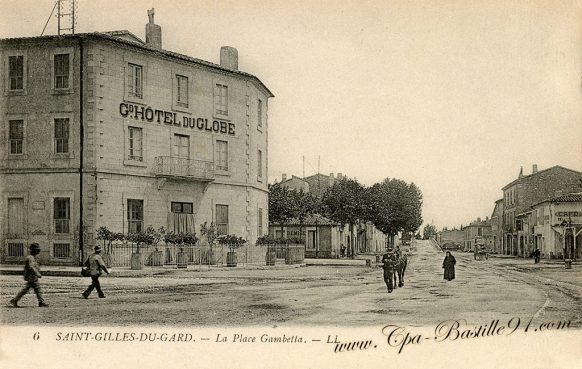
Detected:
left=103, top=242, right=305, bottom=268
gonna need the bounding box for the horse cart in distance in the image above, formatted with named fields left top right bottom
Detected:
left=473, top=238, right=488, bottom=260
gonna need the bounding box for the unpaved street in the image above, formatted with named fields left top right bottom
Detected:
left=1, top=240, right=581, bottom=327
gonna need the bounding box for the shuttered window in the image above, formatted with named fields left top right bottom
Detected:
left=54, top=54, right=70, bottom=89
left=214, top=84, right=228, bottom=115
left=216, top=205, right=229, bottom=236
left=127, top=199, right=144, bottom=233
left=54, top=197, right=70, bottom=234
left=8, top=198, right=25, bottom=236
left=215, top=140, right=228, bottom=171
left=54, top=118, right=69, bottom=154
left=9, top=55, right=24, bottom=90
left=9, top=120, right=24, bottom=154
left=128, top=63, right=143, bottom=98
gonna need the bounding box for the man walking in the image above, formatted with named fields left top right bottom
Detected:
left=10, top=243, right=48, bottom=307
left=83, top=245, right=110, bottom=299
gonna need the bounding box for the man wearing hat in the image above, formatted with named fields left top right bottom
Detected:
left=10, top=243, right=48, bottom=307
left=82, top=245, right=110, bottom=299
left=381, top=246, right=398, bottom=293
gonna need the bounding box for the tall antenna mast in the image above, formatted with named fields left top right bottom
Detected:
left=56, top=0, right=77, bottom=35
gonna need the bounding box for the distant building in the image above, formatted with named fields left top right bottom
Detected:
left=530, top=193, right=582, bottom=260
left=303, top=172, right=343, bottom=197
left=463, top=218, right=492, bottom=252
left=436, top=228, right=464, bottom=248
left=501, top=165, right=582, bottom=257
left=269, top=214, right=347, bottom=258
left=278, top=173, right=309, bottom=192
left=490, top=199, right=504, bottom=254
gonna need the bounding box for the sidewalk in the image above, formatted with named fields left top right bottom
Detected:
left=0, top=258, right=371, bottom=278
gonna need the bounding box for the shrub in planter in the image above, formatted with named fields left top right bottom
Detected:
left=95, top=227, right=125, bottom=267
left=218, top=234, right=246, bottom=267
left=164, top=231, right=198, bottom=268
left=126, top=226, right=159, bottom=270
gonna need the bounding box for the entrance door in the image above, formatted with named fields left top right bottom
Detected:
left=307, top=230, right=316, bottom=251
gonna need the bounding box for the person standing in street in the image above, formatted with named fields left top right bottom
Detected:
left=442, top=251, right=456, bottom=281
left=83, top=245, right=110, bottom=299
left=10, top=243, right=48, bottom=307
left=382, top=247, right=398, bottom=293
left=533, top=248, right=541, bottom=264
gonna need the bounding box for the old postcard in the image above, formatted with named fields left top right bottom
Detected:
left=0, top=0, right=581, bottom=368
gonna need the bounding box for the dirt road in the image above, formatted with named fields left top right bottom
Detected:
left=2, top=240, right=580, bottom=327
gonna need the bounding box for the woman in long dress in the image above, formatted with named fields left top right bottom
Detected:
left=442, top=251, right=456, bottom=281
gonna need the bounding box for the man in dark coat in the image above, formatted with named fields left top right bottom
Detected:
left=83, top=245, right=110, bottom=299
left=10, top=243, right=48, bottom=307
left=443, top=251, right=456, bottom=281
left=382, top=248, right=398, bottom=293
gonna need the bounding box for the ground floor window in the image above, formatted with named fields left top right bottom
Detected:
left=7, top=242, right=24, bottom=257
left=169, top=202, right=194, bottom=234
left=53, top=243, right=71, bottom=258
left=54, top=197, right=70, bottom=234
left=127, top=199, right=144, bottom=233
left=215, top=204, right=229, bottom=235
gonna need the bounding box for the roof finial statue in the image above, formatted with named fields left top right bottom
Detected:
left=148, top=8, right=155, bottom=23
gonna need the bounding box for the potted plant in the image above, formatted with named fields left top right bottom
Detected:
left=257, top=235, right=283, bottom=266
left=126, top=226, right=156, bottom=270
left=95, top=226, right=125, bottom=267
left=165, top=231, right=198, bottom=268
left=200, top=222, right=218, bottom=265
left=147, top=227, right=166, bottom=266
left=218, top=234, right=246, bottom=267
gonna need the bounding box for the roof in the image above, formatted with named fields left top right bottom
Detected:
left=531, top=192, right=582, bottom=208
left=280, top=175, right=307, bottom=184
left=0, top=32, right=274, bottom=98
left=271, top=213, right=339, bottom=226
left=502, top=166, right=582, bottom=190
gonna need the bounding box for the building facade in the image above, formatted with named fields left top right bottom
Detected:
left=501, top=165, right=582, bottom=257
left=463, top=218, right=492, bottom=252
left=279, top=174, right=309, bottom=192
left=0, top=13, right=273, bottom=265
left=490, top=199, right=504, bottom=254
left=530, top=193, right=582, bottom=260
left=436, top=228, right=464, bottom=249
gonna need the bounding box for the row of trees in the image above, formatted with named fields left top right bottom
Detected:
left=269, top=177, right=423, bottom=250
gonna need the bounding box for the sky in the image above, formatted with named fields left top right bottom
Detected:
left=1, top=0, right=581, bottom=230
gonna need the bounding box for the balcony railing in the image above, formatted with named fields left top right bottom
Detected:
left=154, top=156, right=215, bottom=181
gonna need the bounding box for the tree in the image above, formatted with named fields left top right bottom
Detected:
left=367, top=178, right=423, bottom=247
left=321, top=178, right=368, bottom=258
left=423, top=224, right=438, bottom=240
left=268, top=183, right=296, bottom=234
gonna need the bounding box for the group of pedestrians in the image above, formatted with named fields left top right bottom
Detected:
left=9, top=243, right=110, bottom=308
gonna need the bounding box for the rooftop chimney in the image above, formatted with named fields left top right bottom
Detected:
left=518, top=166, right=524, bottom=178
left=282, top=173, right=287, bottom=182
left=337, top=173, right=343, bottom=180
left=145, top=8, right=162, bottom=49
left=220, top=46, right=238, bottom=70
left=532, top=164, right=538, bottom=174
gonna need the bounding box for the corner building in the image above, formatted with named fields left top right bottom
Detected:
left=0, top=14, right=273, bottom=265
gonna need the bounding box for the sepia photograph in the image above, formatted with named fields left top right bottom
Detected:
left=0, top=0, right=581, bottom=368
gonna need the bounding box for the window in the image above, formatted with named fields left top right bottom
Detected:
left=8, top=55, right=24, bottom=90
left=171, top=202, right=193, bottom=214
left=214, top=84, right=228, bottom=115
left=7, top=198, right=25, bottom=236
left=258, top=99, right=263, bottom=128
left=7, top=243, right=24, bottom=257
left=128, top=126, right=143, bottom=161
left=53, top=243, right=71, bottom=258
left=478, top=227, right=483, bottom=236
left=54, top=197, right=70, bottom=234
left=176, top=75, right=189, bottom=107
left=215, top=140, right=228, bottom=171
left=169, top=202, right=194, bottom=234
left=173, top=134, right=189, bottom=159
left=127, top=199, right=144, bottom=233
left=54, top=118, right=69, bottom=154
left=54, top=53, right=70, bottom=89
left=9, top=120, right=23, bottom=154
left=257, top=149, right=263, bottom=179
left=258, top=208, right=263, bottom=236
left=216, top=204, right=229, bottom=236
left=128, top=63, right=143, bottom=98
